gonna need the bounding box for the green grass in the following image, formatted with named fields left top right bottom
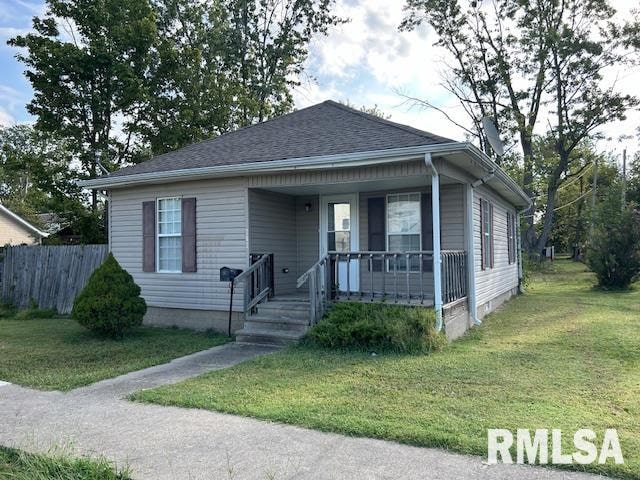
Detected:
left=132, top=260, right=640, bottom=479
left=0, top=446, right=131, bottom=479
left=0, top=314, right=229, bottom=391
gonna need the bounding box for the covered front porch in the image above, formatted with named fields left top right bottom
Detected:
left=239, top=156, right=473, bottom=328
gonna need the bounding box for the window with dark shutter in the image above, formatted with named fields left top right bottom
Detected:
left=368, top=197, right=385, bottom=272
left=182, top=197, right=197, bottom=272
left=142, top=201, right=156, bottom=272
left=480, top=198, right=494, bottom=270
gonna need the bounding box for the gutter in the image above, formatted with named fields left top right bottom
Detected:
left=77, top=142, right=531, bottom=207
left=0, top=204, right=49, bottom=238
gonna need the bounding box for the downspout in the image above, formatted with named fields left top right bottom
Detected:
left=425, top=153, right=443, bottom=332
left=516, top=208, right=526, bottom=293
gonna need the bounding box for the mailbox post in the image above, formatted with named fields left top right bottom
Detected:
left=220, top=267, right=243, bottom=336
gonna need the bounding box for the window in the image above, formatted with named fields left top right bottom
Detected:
left=480, top=198, right=494, bottom=270
left=387, top=193, right=421, bottom=272
left=327, top=202, right=351, bottom=252
left=157, top=197, right=182, bottom=272
left=507, top=212, right=517, bottom=264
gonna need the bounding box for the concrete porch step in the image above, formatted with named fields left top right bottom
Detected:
left=245, top=313, right=309, bottom=326
left=243, top=318, right=309, bottom=334
left=256, top=302, right=310, bottom=321
left=235, top=328, right=305, bottom=347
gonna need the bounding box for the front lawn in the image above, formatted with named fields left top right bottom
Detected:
left=0, top=446, right=130, bottom=479
left=0, top=315, right=228, bottom=391
left=132, top=260, right=640, bottom=479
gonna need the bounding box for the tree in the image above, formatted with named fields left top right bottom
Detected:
left=586, top=182, right=640, bottom=289
left=72, top=253, right=147, bottom=337
left=0, top=124, right=107, bottom=243
left=9, top=0, right=158, bottom=208
left=341, top=101, right=392, bottom=120
left=401, top=0, right=639, bottom=258
left=0, top=125, right=79, bottom=223
left=138, top=0, right=345, bottom=154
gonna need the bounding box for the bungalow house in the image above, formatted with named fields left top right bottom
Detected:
left=0, top=204, right=48, bottom=245
left=81, top=101, right=530, bottom=343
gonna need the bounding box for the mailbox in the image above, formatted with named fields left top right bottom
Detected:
left=220, top=267, right=243, bottom=282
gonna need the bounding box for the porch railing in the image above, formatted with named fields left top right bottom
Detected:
left=235, top=253, right=274, bottom=318
left=296, top=254, right=330, bottom=325
left=296, top=249, right=467, bottom=325
left=441, top=250, right=467, bottom=304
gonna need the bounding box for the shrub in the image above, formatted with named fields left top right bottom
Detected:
left=304, top=302, right=446, bottom=354
left=586, top=185, right=640, bottom=289
left=71, top=253, right=147, bottom=338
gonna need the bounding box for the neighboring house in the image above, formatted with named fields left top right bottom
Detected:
left=81, top=100, right=530, bottom=343
left=37, top=213, right=82, bottom=244
left=0, top=204, right=48, bottom=246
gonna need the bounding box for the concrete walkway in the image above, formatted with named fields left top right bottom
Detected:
left=0, top=343, right=605, bottom=480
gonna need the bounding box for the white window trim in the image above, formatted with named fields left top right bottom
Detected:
left=156, top=196, right=182, bottom=273
left=385, top=192, right=422, bottom=273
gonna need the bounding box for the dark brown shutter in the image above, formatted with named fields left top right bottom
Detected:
left=368, top=197, right=385, bottom=272
left=142, top=201, right=156, bottom=272
left=506, top=213, right=511, bottom=264
left=480, top=198, right=486, bottom=271
left=182, top=197, right=197, bottom=272
left=421, top=193, right=433, bottom=272
left=490, top=203, right=495, bottom=269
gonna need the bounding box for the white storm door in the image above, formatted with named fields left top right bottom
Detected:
left=320, top=194, right=359, bottom=292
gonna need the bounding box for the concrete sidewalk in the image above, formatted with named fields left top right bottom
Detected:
left=0, top=343, right=605, bottom=480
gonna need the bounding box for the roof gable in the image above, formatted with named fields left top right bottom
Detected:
left=110, top=100, right=453, bottom=178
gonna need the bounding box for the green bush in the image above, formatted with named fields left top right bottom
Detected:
left=71, top=253, right=147, bottom=338
left=586, top=185, right=640, bottom=289
left=304, top=302, right=446, bottom=354
left=12, top=298, right=57, bottom=320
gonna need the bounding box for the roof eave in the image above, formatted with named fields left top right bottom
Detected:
left=0, top=205, right=49, bottom=238
left=79, top=141, right=530, bottom=208
left=78, top=143, right=464, bottom=189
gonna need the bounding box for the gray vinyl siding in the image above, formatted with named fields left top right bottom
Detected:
left=248, top=189, right=297, bottom=294
left=441, top=184, right=465, bottom=250
left=473, top=185, right=518, bottom=307
left=295, top=195, right=320, bottom=278
left=109, top=177, right=248, bottom=311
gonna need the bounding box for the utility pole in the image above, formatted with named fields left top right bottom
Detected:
left=622, top=148, right=627, bottom=207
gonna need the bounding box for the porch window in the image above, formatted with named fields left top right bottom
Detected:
left=387, top=193, right=421, bottom=272
left=157, top=197, right=182, bottom=272
left=480, top=198, right=494, bottom=270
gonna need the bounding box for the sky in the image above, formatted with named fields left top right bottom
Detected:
left=0, top=0, right=638, bottom=162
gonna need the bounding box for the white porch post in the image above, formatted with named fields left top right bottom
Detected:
left=465, top=184, right=479, bottom=325
left=425, top=153, right=443, bottom=330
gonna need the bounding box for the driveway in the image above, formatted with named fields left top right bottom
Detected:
left=0, top=342, right=604, bottom=480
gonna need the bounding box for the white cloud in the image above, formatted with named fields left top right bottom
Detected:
left=0, top=106, right=15, bottom=126
left=299, top=0, right=639, bottom=156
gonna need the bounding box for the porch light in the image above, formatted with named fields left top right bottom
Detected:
left=305, top=202, right=312, bottom=212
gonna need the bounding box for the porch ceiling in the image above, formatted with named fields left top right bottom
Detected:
left=256, top=174, right=460, bottom=196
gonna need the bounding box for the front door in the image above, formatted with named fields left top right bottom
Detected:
left=320, top=194, right=359, bottom=292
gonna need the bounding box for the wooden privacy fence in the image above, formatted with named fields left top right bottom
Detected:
left=1, top=244, right=109, bottom=314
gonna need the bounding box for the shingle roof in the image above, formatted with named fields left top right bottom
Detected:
left=110, top=100, right=454, bottom=178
